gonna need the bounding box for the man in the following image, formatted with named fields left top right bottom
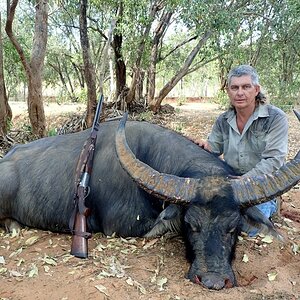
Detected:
left=195, top=65, right=288, bottom=235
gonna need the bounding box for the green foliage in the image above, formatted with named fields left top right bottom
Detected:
left=55, top=91, right=71, bottom=104
left=6, top=118, right=13, bottom=132
left=47, top=127, right=57, bottom=137
left=172, top=121, right=185, bottom=133
left=1, top=0, right=300, bottom=112
left=21, top=123, right=33, bottom=133
left=215, top=90, right=229, bottom=109
left=136, top=111, right=153, bottom=122
left=76, top=89, right=88, bottom=103
left=176, top=96, right=186, bottom=106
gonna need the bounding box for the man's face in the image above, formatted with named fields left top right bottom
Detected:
left=227, top=75, right=260, bottom=110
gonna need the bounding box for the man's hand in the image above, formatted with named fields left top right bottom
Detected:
left=196, top=139, right=212, bottom=151
left=187, top=136, right=212, bottom=152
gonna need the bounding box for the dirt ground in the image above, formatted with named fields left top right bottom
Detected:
left=0, top=101, right=299, bottom=300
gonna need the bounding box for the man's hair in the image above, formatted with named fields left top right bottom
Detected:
left=227, top=64, right=266, bottom=104
left=227, top=65, right=259, bottom=86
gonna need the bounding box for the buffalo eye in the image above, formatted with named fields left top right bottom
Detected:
left=184, top=215, right=202, bottom=232
left=188, top=221, right=201, bottom=232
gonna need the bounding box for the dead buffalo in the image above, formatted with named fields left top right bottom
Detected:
left=0, top=113, right=299, bottom=290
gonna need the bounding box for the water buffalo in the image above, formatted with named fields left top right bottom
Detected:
left=0, top=112, right=299, bottom=290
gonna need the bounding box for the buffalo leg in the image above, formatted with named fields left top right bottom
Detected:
left=1, top=218, right=22, bottom=235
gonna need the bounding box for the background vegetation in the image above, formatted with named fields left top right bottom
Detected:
left=1, top=0, right=300, bottom=136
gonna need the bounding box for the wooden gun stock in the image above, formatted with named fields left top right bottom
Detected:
left=70, top=212, right=89, bottom=258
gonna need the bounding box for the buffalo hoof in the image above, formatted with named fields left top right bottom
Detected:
left=2, top=218, right=22, bottom=236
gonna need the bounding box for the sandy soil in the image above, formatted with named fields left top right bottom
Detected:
left=0, top=102, right=299, bottom=300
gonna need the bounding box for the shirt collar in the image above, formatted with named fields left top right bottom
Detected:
left=224, top=103, right=269, bottom=122
left=224, top=104, right=270, bottom=136
left=253, top=103, right=269, bottom=120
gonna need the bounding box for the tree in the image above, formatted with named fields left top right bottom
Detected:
left=6, top=0, right=48, bottom=137
left=147, top=8, right=173, bottom=104
left=149, top=31, right=212, bottom=112
left=112, top=2, right=126, bottom=102
left=2, top=0, right=300, bottom=119
left=79, top=0, right=97, bottom=127
left=125, top=0, right=162, bottom=106
left=0, top=12, right=12, bottom=137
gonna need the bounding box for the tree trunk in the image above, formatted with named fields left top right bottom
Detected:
left=125, top=1, right=161, bottom=105
left=98, top=18, right=116, bottom=96
left=218, top=58, right=233, bottom=92
left=6, top=0, right=48, bottom=137
left=147, top=10, right=172, bottom=105
left=79, top=0, right=97, bottom=127
left=108, top=52, right=115, bottom=101
left=149, top=31, right=212, bottom=112
left=49, top=59, right=75, bottom=101
left=0, top=12, right=12, bottom=137
left=111, top=3, right=126, bottom=106
left=113, top=31, right=126, bottom=101
left=135, top=69, right=145, bottom=104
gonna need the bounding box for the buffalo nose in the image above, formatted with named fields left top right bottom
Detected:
left=201, top=276, right=225, bottom=290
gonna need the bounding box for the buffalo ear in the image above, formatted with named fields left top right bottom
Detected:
left=144, top=205, right=183, bottom=238
left=240, top=207, right=284, bottom=241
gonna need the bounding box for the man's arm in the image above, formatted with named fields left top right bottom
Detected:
left=206, top=115, right=225, bottom=155
left=243, top=114, right=288, bottom=177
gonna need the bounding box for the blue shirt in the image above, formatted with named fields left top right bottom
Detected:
left=207, top=104, right=288, bottom=177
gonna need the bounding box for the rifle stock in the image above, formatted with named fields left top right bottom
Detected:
left=70, top=212, right=88, bottom=258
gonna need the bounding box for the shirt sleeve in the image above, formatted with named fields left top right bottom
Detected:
left=243, top=113, right=288, bottom=177
left=207, top=116, right=224, bottom=156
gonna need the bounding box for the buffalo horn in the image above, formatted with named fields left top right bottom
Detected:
left=115, top=113, right=199, bottom=204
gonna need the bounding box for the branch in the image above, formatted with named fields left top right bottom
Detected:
left=5, top=0, right=31, bottom=76
left=186, top=54, right=221, bottom=75
left=160, top=35, right=198, bottom=62
left=87, top=16, right=108, bottom=40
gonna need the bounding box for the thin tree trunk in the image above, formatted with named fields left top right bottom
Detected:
left=108, top=51, right=115, bottom=101
left=113, top=32, right=126, bottom=101
left=135, top=70, right=144, bottom=103
left=71, top=60, right=85, bottom=88
left=125, top=1, right=161, bottom=105
left=147, top=10, right=172, bottom=105
left=48, top=59, right=74, bottom=101
left=98, top=18, right=116, bottom=96
left=6, top=0, right=47, bottom=137
left=79, top=0, right=97, bottom=127
left=149, top=31, right=212, bottom=112
left=62, top=60, right=77, bottom=101
left=0, top=12, right=12, bottom=137
left=112, top=3, right=126, bottom=104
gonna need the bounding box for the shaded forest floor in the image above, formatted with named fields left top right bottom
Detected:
left=0, top=101, right=299, bottom=300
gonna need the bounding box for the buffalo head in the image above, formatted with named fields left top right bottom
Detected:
left=115, top=112, right=300, bottom=290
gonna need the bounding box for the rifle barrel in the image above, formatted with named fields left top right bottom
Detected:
left=92, top=94, right=104, bottom=130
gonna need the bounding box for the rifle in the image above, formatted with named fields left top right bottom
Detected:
left=69, top=95, right=104, bottom=258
